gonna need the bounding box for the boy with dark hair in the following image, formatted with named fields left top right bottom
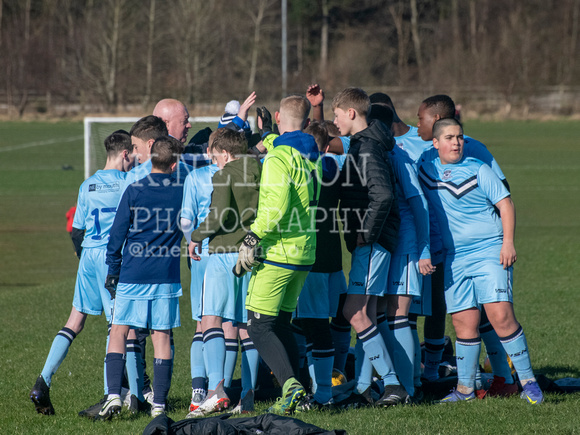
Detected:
left=419, top=118, right=543, bottom=404
left=332, top=87, right=408, bottom=406
left=98, top=136, right=185, bottom=420
left=30, top=130, right=134, bottom=415
left=235, top=94, right=322, bottom=415
left=187, top=127, right=261, bottom=417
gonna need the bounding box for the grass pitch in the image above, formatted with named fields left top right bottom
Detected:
left=0, top=120, right=579, bottom=434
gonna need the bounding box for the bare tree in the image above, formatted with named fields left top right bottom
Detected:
left=567, top=0, right=579, bottom=83
left=142, top=0, right=156, bottom=109
left=469, top=0, right=477, bottom=56
left=247, top=0, right=272, bottom=93
left=320, top=0, right=329, bottom=82
left=388, top=1, right=408, bottom=85
left=409, top=0, right=423, bottom=80
left=75, top=0, right=136, bottom=112
left=168, top=0, right=218, bottom=105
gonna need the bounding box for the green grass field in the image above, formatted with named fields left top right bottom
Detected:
left=0, top=120, right=579, bottom=434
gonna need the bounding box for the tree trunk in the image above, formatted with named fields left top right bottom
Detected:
left=567, top=0, right=579, bottom=83
left=451, top=0, right=460, bottom=81
left=248, top=0, right=267, bottom=93
left=24, top=0, right=31, bottom=43
left=319, top=0, right=329, bottom=82
left=106, top=0, right=122, bottom=112
left=142, top=0, right=156, bottom=110
left=469, top=0, right=477, bottom=56
left=409, top=0, right=423, bottom=80
left=0, top=0, right=3, bottom=48
left=389, top=3, right=406, bottom=85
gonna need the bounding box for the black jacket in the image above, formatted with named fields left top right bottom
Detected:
left=143, top=413, right=346, bottom=435
left=339, top=119, right=399, bottom=253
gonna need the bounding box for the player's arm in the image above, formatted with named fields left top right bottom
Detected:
left=357, top=142, right=396, bottom=245
left=327, top=137, right=346, bottom=155
left=306, top=83, right=325, bottom=121
left=478, top=163, right=514, bottom=269
left=71, top=185, right=88, bottom=259
left=180, top=173, right=198, bottom=244
left=71, top=228, right=85, bottom=259
left=408, top=195, right=434, bottom=274
left=190, top=171, right=232, bottom=245
left=496, top=196, right=516, bottom=269
left=105, top=189, right=133, bottom=277
left=465, top=138, right=509, bottom=188
left=400, top=158, right=434, bottom=274
left=250, top=155, right=290, bottom=238
left=393, top=151, right=432, bottom=267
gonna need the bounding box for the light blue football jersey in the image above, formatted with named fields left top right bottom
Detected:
left=418, top=156, right=510, bottom=255
left=395, top=125, right=431, bottom=163
left=125, top=159, right=152, bottom=185
left=390, top=146, right=429, bottom=257
left=396, top=125, right=443, bottom=258
left=419, top=135, right=506, bottom=181
left=181, top=164, right=219, bottom=252
left=329, top=136, right=351, bottom=170
left=125, top=159, right=193, bottom=185
left=73, top=169, right=128, bottom=248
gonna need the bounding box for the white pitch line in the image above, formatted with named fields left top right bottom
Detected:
left=0, top=135, right=83, bottom=152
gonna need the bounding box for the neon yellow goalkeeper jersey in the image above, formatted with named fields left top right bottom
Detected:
left=251, top=131, right=322, bottom=266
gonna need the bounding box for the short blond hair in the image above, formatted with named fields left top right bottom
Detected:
left=331, top=87, right=370, bottom=118
left=279, top=95, right=311, bottom=127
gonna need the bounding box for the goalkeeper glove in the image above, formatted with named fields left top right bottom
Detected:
left=257, top=106, right=275, bottom=138
left=233, top=232, right=262, bottom=277
left=105, top=274, right=119, bottom=300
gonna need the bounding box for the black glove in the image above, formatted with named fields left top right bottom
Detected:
left=257, top=106, right=273, bottom=138
left=233, top=232, right=262, bottom=277
left=105, top=274, right=119, bottom=300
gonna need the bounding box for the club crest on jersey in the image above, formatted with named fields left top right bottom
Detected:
left=442, top=169, right=452, bottom=180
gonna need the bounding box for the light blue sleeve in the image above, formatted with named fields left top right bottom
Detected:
left=73, top=183, right=88, bottom=230
left=478, top=163, right=510, bottom=205
left=72, top=183, right=87, bottom=229
left=329, top=136, right=351, bottom=170
left=340, top=136, right=350, bottom=154
left=180, top=172, right=197, bottom=222
left=408, top=195, right=430, bottom=260
left=392, top=149, right=423, bottom=201
left=464, top=137, right=506, bottom=180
